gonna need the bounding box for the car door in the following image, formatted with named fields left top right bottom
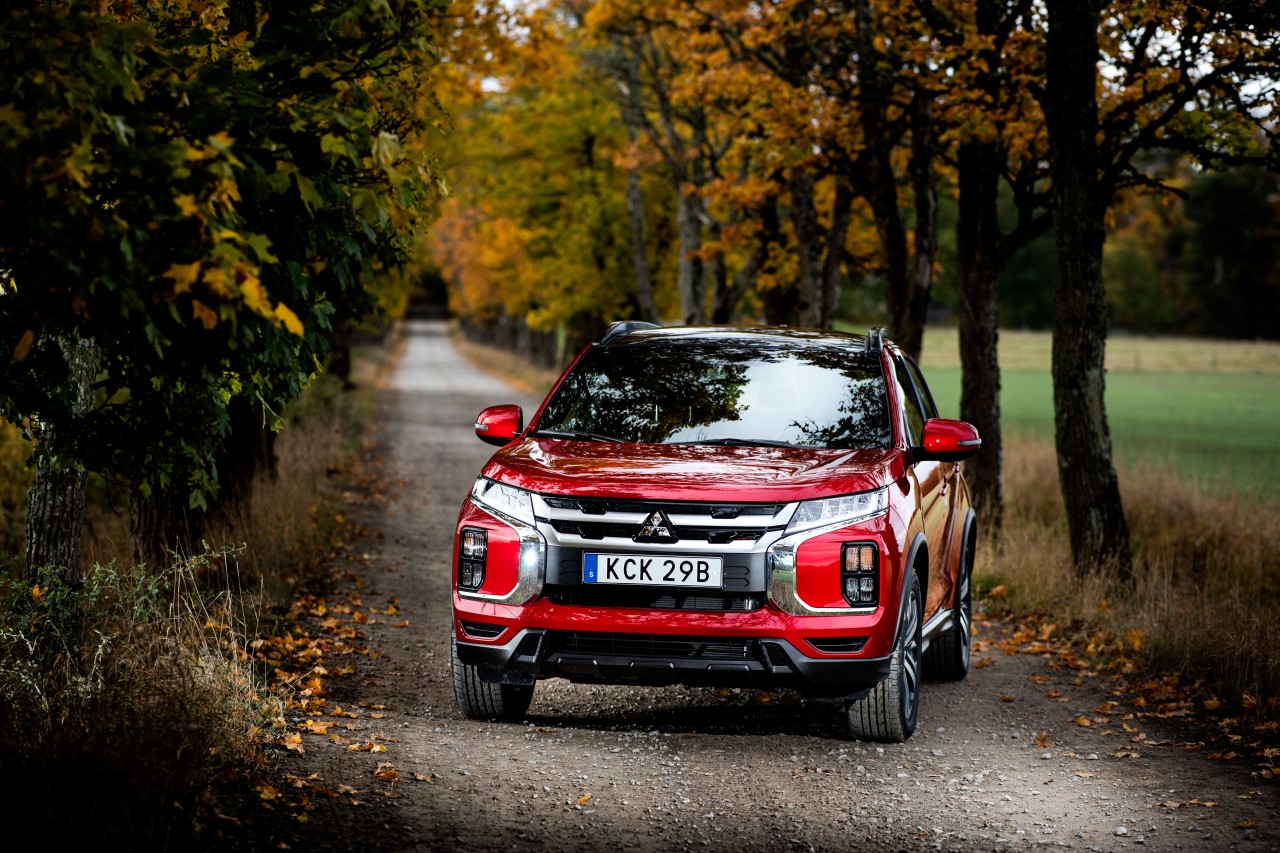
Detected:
left=893, top=353, right=953, bottom=619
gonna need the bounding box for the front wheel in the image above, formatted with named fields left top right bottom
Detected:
left=846, top=570, right=922, bottom=742
left=451, top=634, right=534, bottom=721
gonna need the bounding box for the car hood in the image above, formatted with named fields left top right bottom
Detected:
left=482, top=437, right=900, bottom=503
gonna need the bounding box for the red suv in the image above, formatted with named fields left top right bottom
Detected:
left=451, top=324, right=980, bottom=742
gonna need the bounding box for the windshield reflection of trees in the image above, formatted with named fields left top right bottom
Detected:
left=539, top=342, right=891, bottom=449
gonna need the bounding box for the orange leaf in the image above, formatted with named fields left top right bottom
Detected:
left=987, top=584, right=1009, bottom=599
left=163, top=261, right=202, bottom=293
left=1073, top=716, right=1092, bottom=727
left=274, top=302, right=304, bottom=336
left=192, top=299, right=218, bottom=330
left=374, top=763, right=399, bottom=782
left=975, top=657, right=994, bottom=669
left=12, top=328, right=34, bottom=362
left=576, top=794, right=592, bottom=806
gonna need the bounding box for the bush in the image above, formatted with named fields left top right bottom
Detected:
left=0, top=550, right=279, bottom=848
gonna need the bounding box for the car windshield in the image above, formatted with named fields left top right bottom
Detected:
left=534, top=340, right=892, bottom=449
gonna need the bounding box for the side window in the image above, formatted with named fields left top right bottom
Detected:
left=892, top=356, right=926, bottom=447
left=904, top=358, right=939, bottom=421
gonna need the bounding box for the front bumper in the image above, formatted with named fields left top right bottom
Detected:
left=454, top=625, right=892, bottom=697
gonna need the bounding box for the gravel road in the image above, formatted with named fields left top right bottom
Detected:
left=284, top=319, right=1277, bottom=852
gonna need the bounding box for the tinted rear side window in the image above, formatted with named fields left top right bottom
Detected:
left=537, top=341, right=892, bottom=450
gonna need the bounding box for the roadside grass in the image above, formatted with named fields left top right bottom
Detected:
left=980, top=436, right=1280, bottom=709
left=0, top=334, right=393, bottom=845
left=0, top=549, right=278, bottom=847
left=0, top=421, right=32, bottom=556
left=925, top=367, right=1280, bottom=500
left=451, top=324, right=565, bottom=394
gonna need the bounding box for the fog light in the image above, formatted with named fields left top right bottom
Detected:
left=458, top=527, right=487, bottom=591
left=840, top=542, right=878, bottom=607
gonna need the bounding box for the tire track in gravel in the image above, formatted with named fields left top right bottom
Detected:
left=284, top=319, right=1277, bottom=852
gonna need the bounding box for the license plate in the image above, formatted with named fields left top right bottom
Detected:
left=582, top=553, right=723, bottom=588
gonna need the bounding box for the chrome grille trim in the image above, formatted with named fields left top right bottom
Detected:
left=533, top=494, right=797, bottom=554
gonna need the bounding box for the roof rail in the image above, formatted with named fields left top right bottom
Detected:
left=866, top=326, right=891, bottom=353
left=596, top=320, right=660, bottom=345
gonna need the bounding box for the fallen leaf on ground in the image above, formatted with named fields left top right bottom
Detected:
left=374, top=763, right=399, bottom=782
left=576, top=794, right=592, bottom=806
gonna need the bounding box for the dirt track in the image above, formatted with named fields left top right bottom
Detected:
left=280, top=319, right=1277, bottom=852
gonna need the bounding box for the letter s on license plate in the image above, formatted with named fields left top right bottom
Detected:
left=582, top=553, right=723, bottom=588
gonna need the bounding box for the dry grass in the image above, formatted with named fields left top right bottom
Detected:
left=0, top=549, right=278, bottom=847
left=981, top=437, right=1280, bottom=703
left=0, top=422, right=32, bottom=556
left=0, top=336, right=393, bottom=845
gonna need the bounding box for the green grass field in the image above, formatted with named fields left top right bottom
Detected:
left=915, top=328, right=1280, bottom=499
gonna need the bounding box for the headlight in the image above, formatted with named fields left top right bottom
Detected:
left=471, top=477, right=536, bottom=526
left=786, top=488, right=888, bottom=534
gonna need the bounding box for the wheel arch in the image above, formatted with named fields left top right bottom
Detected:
left=898, top=532, right=929, bottom=635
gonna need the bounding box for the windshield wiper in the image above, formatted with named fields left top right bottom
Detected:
left=532, top=429, right=626, bottom=443
left=674, top=437, right=802, bottom=449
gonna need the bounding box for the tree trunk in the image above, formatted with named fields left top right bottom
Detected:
left=130, top=492, right=201, bottom=573
left=25, top=334, right=98, bottom=584
left=956, top=140, right=1004, bottom=537
left=130, top=394, right=277, bottom=573
left=1044, top=0, right=1132, bottom=577
left=855, top=0, right=919, bottom=357
left=902, top=87, right=938, bottom=358
left=819, top=178, right=854, bottom=329
left=788, top=169, right=824, bottom=328
left=625, top=165, right=659, bottom=323
left=675, top=180, right=706, bottom=325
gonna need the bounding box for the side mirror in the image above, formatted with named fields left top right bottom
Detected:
left=915, top=418, right=981, bottom=463
left=474, top=404, right=523, bottom=447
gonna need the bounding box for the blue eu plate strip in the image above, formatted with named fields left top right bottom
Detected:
left=583, top=553, right=598, bottom=583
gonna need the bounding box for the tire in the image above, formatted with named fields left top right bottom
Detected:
left=924, top=523, right=975, bottom=682
left=846, top=570, right=922, bottom=743
left=451, top=634, right=534, bottom=721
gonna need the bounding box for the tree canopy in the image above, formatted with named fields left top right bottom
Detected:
left=0, top=0, right=449, bottom=519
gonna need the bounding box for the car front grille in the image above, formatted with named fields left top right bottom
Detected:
left=537, top=497, right=790, bottom=548
left=548, top=519, right=773, bottom=543
left=554, top=631, right=756, bottom=661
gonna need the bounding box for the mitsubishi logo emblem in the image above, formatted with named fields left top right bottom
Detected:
left=633, top=509, right=679, bottom=544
